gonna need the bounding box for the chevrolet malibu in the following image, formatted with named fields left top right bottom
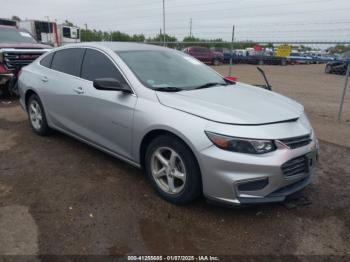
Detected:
left=18, top=42, right=318, bottom=205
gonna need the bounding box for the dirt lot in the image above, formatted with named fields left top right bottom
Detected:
left=0, top=64, right=349, bottom=257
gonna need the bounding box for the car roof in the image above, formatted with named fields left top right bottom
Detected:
left=63, top=42, right=168, bottom=52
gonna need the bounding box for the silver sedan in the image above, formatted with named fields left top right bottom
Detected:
left=18, top=42, right=318, bottom=205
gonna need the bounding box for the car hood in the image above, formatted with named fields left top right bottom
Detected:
left=156, top=83, right=304, bottom=125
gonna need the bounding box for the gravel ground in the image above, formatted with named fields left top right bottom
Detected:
left=0, top=64, right=349, bottom=257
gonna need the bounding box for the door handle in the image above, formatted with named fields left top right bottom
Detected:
left=73, top=87, right=84, bottom=94
left=40, top=76, right=48, bottom=82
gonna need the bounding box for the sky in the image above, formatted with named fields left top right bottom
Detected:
left=1, top=0, right=350, bottom=43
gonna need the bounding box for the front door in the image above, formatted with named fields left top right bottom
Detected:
left=71, top=48, right=137, bottom=158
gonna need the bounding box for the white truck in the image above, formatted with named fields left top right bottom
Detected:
left=19, top=20, right=80, bottom=47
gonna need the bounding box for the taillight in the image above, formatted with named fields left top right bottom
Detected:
left=0, top=63, right=9, bottom=74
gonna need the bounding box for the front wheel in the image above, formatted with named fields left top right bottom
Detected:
left=27, top=94, right=51, bottom=136
left=144, top=135, right=202, bottom=205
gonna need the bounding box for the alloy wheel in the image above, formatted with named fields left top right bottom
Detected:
left=150, top=147, right=186, bottom=194
left=29, top=100, right=43, bottom=130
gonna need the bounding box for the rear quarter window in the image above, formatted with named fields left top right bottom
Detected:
left=40, top=52, right=54, bottom=68
left=51, top=48, right=85, bottom=77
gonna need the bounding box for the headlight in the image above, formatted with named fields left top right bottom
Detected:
left=205, top=132, right=276, bottom=154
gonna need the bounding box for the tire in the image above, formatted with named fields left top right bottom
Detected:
left=212, top=59, right=220, bottom=66
left=8, top=82, right=19, bottom=97
left=325, top=65, right=332, bottom=74
left=0, top=84, right=10, bottom=98
left=144, top=134, right=202, bottom=205
left=27, top=94, right=51, bottom=136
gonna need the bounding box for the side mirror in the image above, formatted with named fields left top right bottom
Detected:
left=93, top=78, right=132, bottom=93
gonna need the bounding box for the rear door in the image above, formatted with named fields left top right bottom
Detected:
left=39, top=48, right=86, bottom=132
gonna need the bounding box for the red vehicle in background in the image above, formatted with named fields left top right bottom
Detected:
left=183, top=46, right=223, bottom=66
left=0, top=25, right=51, bottom=97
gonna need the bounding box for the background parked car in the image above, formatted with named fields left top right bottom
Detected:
left=310, top=54, right=335, bottom=64
left=287, top=52, right=313, bottom=64
left=183, top=46, right=223, bottom=65
left=325, top=51, right=350, bottom=75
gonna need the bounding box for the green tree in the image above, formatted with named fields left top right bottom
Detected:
left=11, top=15, right=21, bottom=22
left=63, top=20, right=75, bottom=27
left=329, top=45, right=350, bottom=54
left=80, top=29, right=104, bottom=42
left=146, top=33, right=178, bottom=48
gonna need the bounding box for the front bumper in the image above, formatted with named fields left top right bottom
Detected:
left=199, top=137, right=318, bottom=205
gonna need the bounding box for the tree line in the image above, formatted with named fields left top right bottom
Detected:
left=80, top=29, right=257, bottom=50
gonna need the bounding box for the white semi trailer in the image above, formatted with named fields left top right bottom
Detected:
left=19, top=20, right=80, bottom=47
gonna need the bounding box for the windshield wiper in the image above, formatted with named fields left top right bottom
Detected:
left=153, top=87, right=183, bottom=92
left=194, top=82, right=227, bottom=90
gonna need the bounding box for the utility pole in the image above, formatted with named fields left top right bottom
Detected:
left=189, top=18, right=192, bottom=37
left=229, top=25, right=235, bottom=76
left=162, top=0, right=166, bottom=46
left=84, top=23, right=88, bottom=31
left=159, top=28, right=162, bottom=45
left=338, top=63, right=350, bottom=121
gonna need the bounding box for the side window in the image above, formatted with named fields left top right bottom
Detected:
left=51, top=48, right=85, bottom=77
left=40, top=52, right=54, bottom=68
left=81, top=49, right=126, bottom=83
left=62, top=27, right=71, bottom=38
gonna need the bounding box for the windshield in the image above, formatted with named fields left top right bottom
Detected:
left=0, top=27, right=37, bottom=44
left=117, top=50, right=226, bottom=90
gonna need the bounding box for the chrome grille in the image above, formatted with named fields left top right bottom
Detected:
left=4, top=52, right=44, bottom=71
left=278, top=134, right=311, bottom=149
left=281, top=155, right=308, bottom=177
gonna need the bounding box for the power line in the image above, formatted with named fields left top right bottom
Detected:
left=79, top=3, right=350, bottom=23
left=66, top=0, right=333, bottom=16
left=103, top=20, right=350, bottom=33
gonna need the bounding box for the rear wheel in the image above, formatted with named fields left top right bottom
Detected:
left=212, top=59, right=220, bottom=66
left=144, top=135, right=202, bottom=205
left=27, top=94, right=51, bottom=136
